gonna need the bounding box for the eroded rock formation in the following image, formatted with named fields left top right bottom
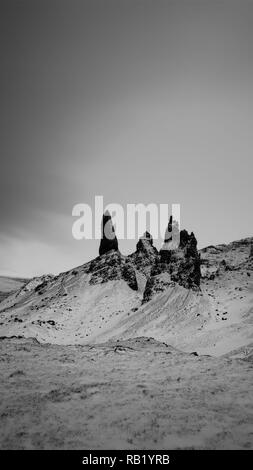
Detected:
left=96, top=213, right=201, bottom=301
left=99, top=211, right=118, bottom=256
left=89, top=251, right=138, bottom=291
left=128, top=232, right=158, bottom=277
left=143, top=221, right=201, bottom=302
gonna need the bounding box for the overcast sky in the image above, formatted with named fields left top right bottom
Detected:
left=0, top=0, right=252, bottom=277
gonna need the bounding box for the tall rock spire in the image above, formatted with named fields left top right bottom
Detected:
left=99, top=211, right=118, bottom=256
left=160, top=215, right=180, bottom=262
left=164, top=215, right=173, bottom=243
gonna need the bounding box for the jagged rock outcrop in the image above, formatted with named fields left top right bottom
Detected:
left=91, top=212, right=138, bottom=290
left=164, top=215, right=173, bottom=243
left=160, top=217, right=180, bottom=263
left=89, top=251, right=138, bottom=291
left=142, top=221, right=201, bottom=302
left=128, top=232, right=158, bottom=277
left=169, top=230, right=201, bottom=289
left=96, top=213, right=201, bottom=300
left=250, top=243, right=253, bottom=258
left=136, top=231, right=154, bottom=251
left=142, top=262, right=174, bottom=303
left=99, top=211, right=118, bottom=256
left=122, top=259, right=138, bottom=291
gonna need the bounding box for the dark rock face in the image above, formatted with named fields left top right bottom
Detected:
left=164, top=215, right=173, bottom=243
left=160, top=217, right=180, bottom=263
left=136, top=231, right=154, bottom=251
left=142, top=262, right=173, bottom=303
left=128, top=232, right=158, bottom=277
left=142, top=224, right=201, bottom=303
left=122, top=259, right=138, bottom=291
left=179, top=229, right=191, bottom=249
left=90, top=251, right=122, bottom=284
left=89, top=251, right=138, bottom=291
left=99, top=211, right=118, bottom=256
left=250, top=244, right=253, bottom=258
left=166, top=229, right=201, bottom=289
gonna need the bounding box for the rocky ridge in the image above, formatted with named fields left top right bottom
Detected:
left=90, top=212, right=200, bottom=301
left=0, top=214, right=252, bottom=355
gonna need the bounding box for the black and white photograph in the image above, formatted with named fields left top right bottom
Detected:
left=0, top=0, right=252, bottom=458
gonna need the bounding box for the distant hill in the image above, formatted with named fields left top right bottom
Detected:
left=0, top=276, right=29, bottom=302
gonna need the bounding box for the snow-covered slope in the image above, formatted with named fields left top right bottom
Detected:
left=0, top=237, right=253, bottom=356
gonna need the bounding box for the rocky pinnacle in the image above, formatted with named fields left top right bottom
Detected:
left=99, top=211, right=119, bottom=256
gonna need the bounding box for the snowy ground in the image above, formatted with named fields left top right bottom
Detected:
left=0, top=336, right=252, bottom=450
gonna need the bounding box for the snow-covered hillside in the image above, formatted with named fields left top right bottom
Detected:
left=0, top=236, right=252, bottom=356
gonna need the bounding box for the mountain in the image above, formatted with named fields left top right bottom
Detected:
left=1, top=217, right=253, bottom=450
left=0, top=216, right=252, bottom=356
